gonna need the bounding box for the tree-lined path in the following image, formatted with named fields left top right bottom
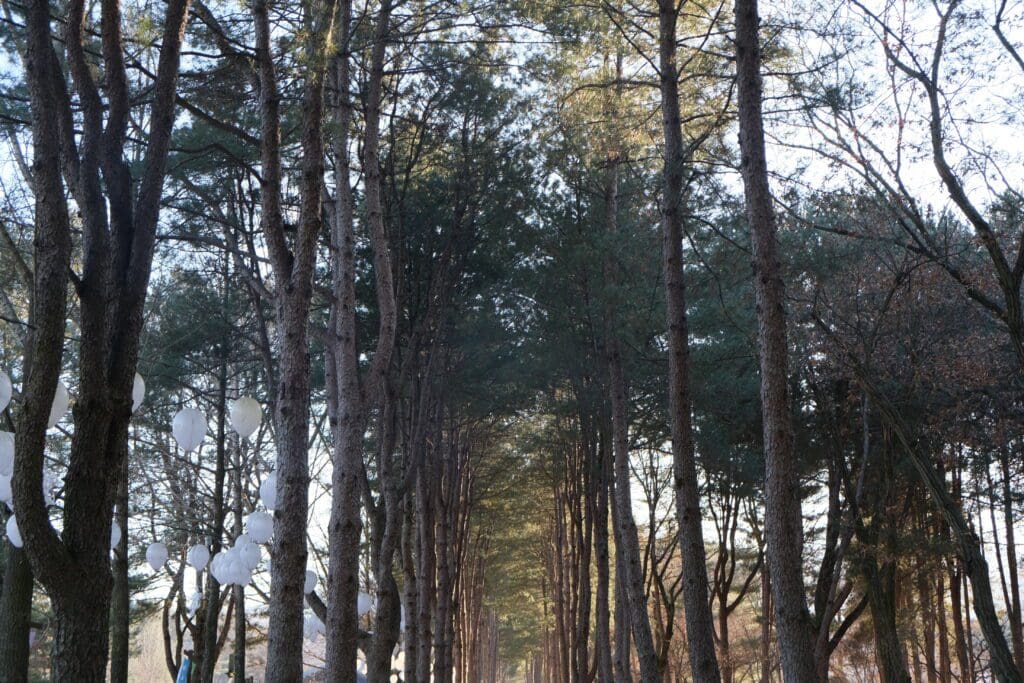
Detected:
left=1, top=0, right=1024, bottom=680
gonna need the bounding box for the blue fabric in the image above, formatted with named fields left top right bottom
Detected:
left=175, top=658, right=191, bottom=683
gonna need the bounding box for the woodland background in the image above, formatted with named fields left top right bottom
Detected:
left=0, top=0, right=1023, bottom=681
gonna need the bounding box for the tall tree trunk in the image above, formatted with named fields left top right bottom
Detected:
left=919, top=558, right=938, bottom=683
left=656, top=4, right=722, bottom=681
left=436, top=478, right=454, bottom=683
left=263, top=196, right=316, bottom=683
left=864, top=554, right=910, bottom=683
left=593, top=434, right=614, bottom=683
left=720, top=596, right=732, bottom=683
left=949, top=558, right=970, bottom=680
left=733, top=0, right=819, bottom=679
left=962, top=567, right=976, bottom=682
left=325, top=0, right=360, bottom=678
left=110, top=457, right=130, bottom=683
left=948, top=469, right=972, bottom=683
left=936, top=569, right=951, bottom=683
left=609, top=427, right=634, bottom=683
left=603, top=129, right=660, bottom=683
left=857, top=379, right=1022, bottom=683
left=14, top=0, right=190, bottom=678
left=326, top=0, right=395, bottom=679
left=613, top=536, right=633, bottom=683
left=49, top=591, right=112, bottom=681
left=416, top=462, right=437, bottom=682
left=367, top=386, right=402, bottom=683
left=198, top=329, right=230, bottom=683
left=0, top=540, right=33, bottom=682
left=760, top=567, right=772, bottom=683
left=254, top=0, right=336, bottom=676
left=232, top=437, right=246, bottom=681
left=402, top=498, right=419, bottom=683
left=1001, top=447, right=1024, bottom=669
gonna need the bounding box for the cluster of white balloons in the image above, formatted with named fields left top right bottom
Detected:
left=145, top=395, right=292, bottom=597
left=0, top=367, right=275, bottom=578
left=0, top=371, right=337, bottom=627
left=209, top=534, right=261, bottom=587
left=2, top=369, right=86, bottom=548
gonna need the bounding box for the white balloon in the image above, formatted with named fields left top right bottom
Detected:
left=187, top=591, right=202, bottom=614
left=0, top=475, right=10, bottom=503
left=187, top=544, right=211, bottom=572
left=0, top=369, right=11, bottom=413
left=259, top=472, right=278, bottom=510
left=0, top=432, right=13, bottom=477
left=304, top=613, right=325, bottom=641
left=210, top=552, right=227, bottom=584
left=110, top=521, right=122, bottom=549
left=172, top=408, right=207, bottom=452
left=220, top=548, right=253, bottom=586
left=223, top=557, right=237, bottom=585
left=304, top=570, right=317, bottom=594
left=132, top=374, right=146, bottom=414
left=229, top=397, right=262, bottom=439
left=240, top=541, right=261, bottom=570
left=235, top=565, right=252, bottom=587
left=358, top=591, right=374, bottom=617
left=47, top=381, right=69, bottom=429
left=146, top=542, right=168, bottom=571
left=6, top=515, right=21, bottom=548
left=246, top=511, right=273, bottom=544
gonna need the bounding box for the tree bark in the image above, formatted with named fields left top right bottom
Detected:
left=733, top=0, right=819, bottom=679
left=366, top=385, right=402, bottom=682
left=760, top=566, right=772, bottom=683
left=656, top=4, right=722, bottom=681
left=613, top=532, right=633, bottom=683
left=919, top=556, right=938, bottom=683
left=232, top=436, right=246, bottom=681
left=110, top=457, right=130, bottom=683
left=848, top=372, right=1022, bottom=683
left=415, top=460, right=437, bottom=682
left=0, top=539, right=33, bottom=682
left=198, top=328, right=230, bottom=683
left=603, top=124, right=660, bottom=683
left=325, top=0, right=396, bottom=679
left=402, top=499, right=419, bottom=683
left=1001, top=447, right=1024, bottom=669
left=14, top=0, right=190, bottom=677
left=324, top=0, right=361, bottom=678
left=593, top=433, right=614, bottom=683
left=253, top=0, right=337, bottom=678
left=864, top=554, right=910, bottom=683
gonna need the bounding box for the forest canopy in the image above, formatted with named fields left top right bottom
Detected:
left=0, top=0, right=1023, bottom=681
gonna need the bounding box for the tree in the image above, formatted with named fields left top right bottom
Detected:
left=11, top=0, right=189, bottom=677
left=250, top=0, right=339, bottom=678
left=657, top=1, right=724, bottom=679
left=733, top=0, right=820, bottom=678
